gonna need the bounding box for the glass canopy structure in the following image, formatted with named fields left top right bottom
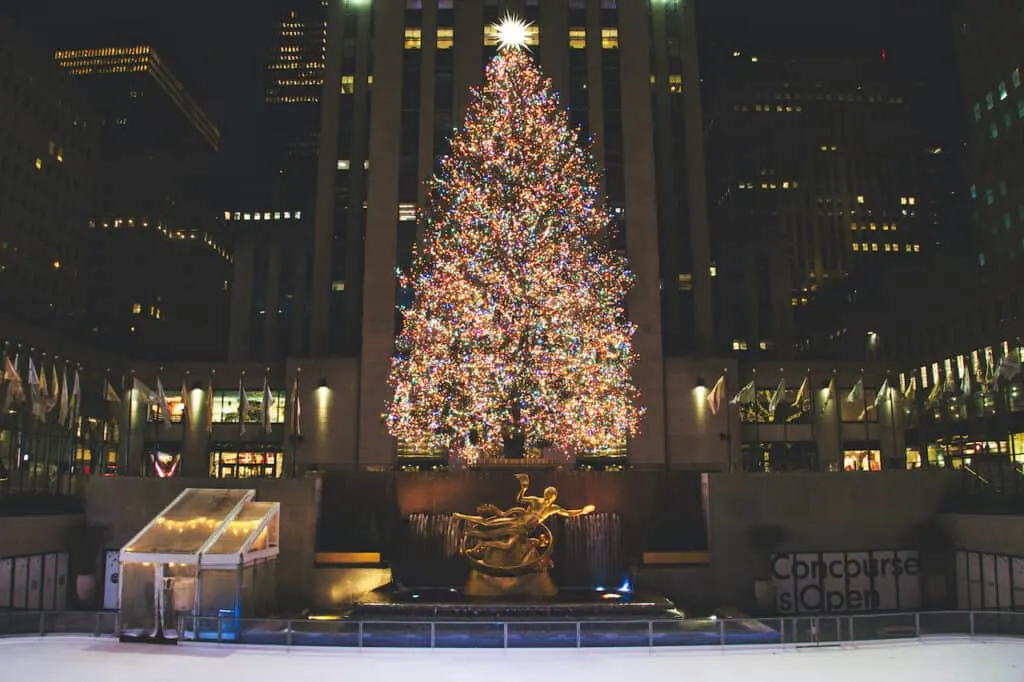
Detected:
left=119, top=488, right=280, bottom=641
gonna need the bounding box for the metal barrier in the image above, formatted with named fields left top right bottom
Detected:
left=3, top=610, right=1024, bottom=648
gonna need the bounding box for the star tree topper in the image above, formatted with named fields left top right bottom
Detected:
left=489, top=13, right=534, bottom=52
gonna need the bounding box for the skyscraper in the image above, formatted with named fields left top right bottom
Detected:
left=54, top=45, right=231, bottom=360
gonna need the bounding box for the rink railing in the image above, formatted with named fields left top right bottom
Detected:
left=1, top=610, right=1023, bottom=647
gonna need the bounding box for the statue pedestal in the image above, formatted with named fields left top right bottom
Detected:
left=465, top=569, right=557, bottom=598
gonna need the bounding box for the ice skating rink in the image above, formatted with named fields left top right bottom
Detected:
left=4, top=636, right=1023, bottom=682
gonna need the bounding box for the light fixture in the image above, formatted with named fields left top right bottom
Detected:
left=317, top=378, right=328, bottom=389
left=695, top=378, right=706, bottom=389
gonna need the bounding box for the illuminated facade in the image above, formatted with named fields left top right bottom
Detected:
left=703, top=50, right=950, bottom=361
left=0, top=22, right=97, bottom=334
left=54, top=44, right=230, bottom=360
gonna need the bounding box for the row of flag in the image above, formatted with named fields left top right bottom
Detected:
left=704, top=355, right=1024, bottom=420
left=1, top=355, right=81, bottom=429
left=101, top=374, right=303, bottom=437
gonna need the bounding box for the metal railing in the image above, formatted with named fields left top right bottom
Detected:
left=3, top=609, right=1024, bottom=648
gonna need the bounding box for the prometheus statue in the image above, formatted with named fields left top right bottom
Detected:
left=454, top=473, right=595, bottom=598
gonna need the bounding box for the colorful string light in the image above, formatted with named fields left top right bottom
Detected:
left=385, top=47, right=644, bottom=461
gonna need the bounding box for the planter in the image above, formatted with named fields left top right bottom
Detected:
left=76, top=574, right=97, bottom=605
left=754, top=579, right=777, bottom=612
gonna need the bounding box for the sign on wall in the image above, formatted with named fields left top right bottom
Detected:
left=771, top=550, right=921, bottom=613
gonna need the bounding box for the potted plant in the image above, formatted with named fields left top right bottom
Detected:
left=747, top=523, right=787, bottom=613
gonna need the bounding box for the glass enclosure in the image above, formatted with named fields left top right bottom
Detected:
left=118, top=488, right=280, bottom=641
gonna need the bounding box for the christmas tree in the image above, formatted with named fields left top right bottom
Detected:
left=386, top=18, right=643, bottom=462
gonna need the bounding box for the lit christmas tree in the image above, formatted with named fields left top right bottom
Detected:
left=386, top=17, right=643, bottom=461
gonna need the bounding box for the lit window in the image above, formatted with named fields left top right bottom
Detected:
left=668, top=74, right=682, bottom=93
left=398, top=203, right=417, bottom=221
left=56, top=149, right=63, bottom=163
left=750, top=56, right=759, bottom=63
left=337, top=159, right=350, bottom=170
left=52, top=260, right=61, bottom=269
left=34, top=158, right=42, bottom=170
left=601, top=28, right=618, bottom=49
left=233, top=212, right=241, bottom=221
left=908, top=196, right=916, bottom=205
left=244, top=213, right=252, bottom=220
left=404, top=28, right=422, bottom=49
left=331, top=281, right=345, bottom=292
left=852, top=243, right=860, bottom=251
left=274, top=211, right=281, bottom=220
left=782, top=181, right=790, bottom=189
left=569, top=28, right=585, bottom=49
left=731, top=339, right=748, bottom=351
left=913, top=244, right=920, bottom=252
left=979, top=252, right=986, bottom=267
left=223, top=211, right=231, bottom=220
left=132, top=303, right=142, bottom=314
left=708, top=265, right=717, bottom=277
left=999, top=81, right=1008, bottom=101
left=295, top=210, right=302, bottom=219
left=677, top=273, right=692, bottom=291
left=986, top=92, right=995, bottom=110
left=869, top=223, right=877, bottom=231
left=856, top=195, right=864, bottom=204
left=871, top=243, right=879, bottom=251
left=436, top=28, right=453, bottom=49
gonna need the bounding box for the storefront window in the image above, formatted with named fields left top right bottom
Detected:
left=211, top=390, right=286, bottom=424
left=843, top=449, right=881, bottom=471
left=147, top=395, right=186, bottom=423
left=209, top=451, right=283, bottom=479
left=926, top=443, right=946, bottom=467
left=905, top=447, right=922, bottom=469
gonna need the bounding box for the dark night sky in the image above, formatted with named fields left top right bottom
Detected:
left=1, top=0, right=961, bottom=172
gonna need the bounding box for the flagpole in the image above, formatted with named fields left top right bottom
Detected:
left=37, top=351, right=48, bottom=493
left=861, top=368, right=870, bottom=468
left=17, top=347, right=27, bottom=492
left=126, top=370, right=134, bottom=476
left=833, top=369, right=841, bottom=471
left=724, top=369, right=733, bottom=474
left=887, top=370, right=897, bottom=470
left=239, top=370, right=247, bottom=442
left=808, top=370, right=818, bottom=471
left=1, top=341, right=13, bottom=487
left=753, top=367, right=759, bottom=471
left=291, top=367, right=301, bottom=478
left=779, top=367, right=788, bottom=466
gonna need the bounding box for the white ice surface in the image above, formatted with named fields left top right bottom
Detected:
left=3, top=636, right=1024, bottom=682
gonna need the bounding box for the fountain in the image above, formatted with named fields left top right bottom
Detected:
left=351, top=474, right=681, bottom=621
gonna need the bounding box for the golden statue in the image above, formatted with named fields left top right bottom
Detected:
left=454, top=473, right=595, bottom=598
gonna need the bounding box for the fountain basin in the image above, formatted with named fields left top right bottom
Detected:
left=349, top=586, right=683, bottom=621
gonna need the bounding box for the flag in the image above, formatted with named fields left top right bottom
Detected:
left=47, top=363, right=59, bottom=413
left=846, top=378, right=864, bottom=404
left=69, top=370, right=81, bottom=431
left=180, top=378, right=190, bottom=426
left=104, top=379, right=121, bottom=403
left=729, top=380, right=755, bottom=405
left=903, top=376, right=917, bottom=403
left=960, top=368, right=971, bottom=396
left=994, top=352, right=1021, bottom=391
left=821, top=376, right=836, bottom=413
left=706, top=375, right=725, bottom=415
left=792, top=374, right=809, bottom=406
left=27, top=358, right=45, bottom=421
left=925, top=377, right=942, bottom=406
left=239, top=379, right=250, bottom=436
left=132, top=377, right=155, bottom=404
left=205, top=377, right=214, bottom=434
left=262, top=375, right=274, bottom=435
left=290, top=375, right=302, bottom=437
left=768, top=377, right=785, bottom=419
left=155, top=377, right=172, bottom=422
left=58, top=368, right=69, bottom=427
left=2, top=355, right=25, bottom=413
left=873, top=377, right=889, bottom=410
